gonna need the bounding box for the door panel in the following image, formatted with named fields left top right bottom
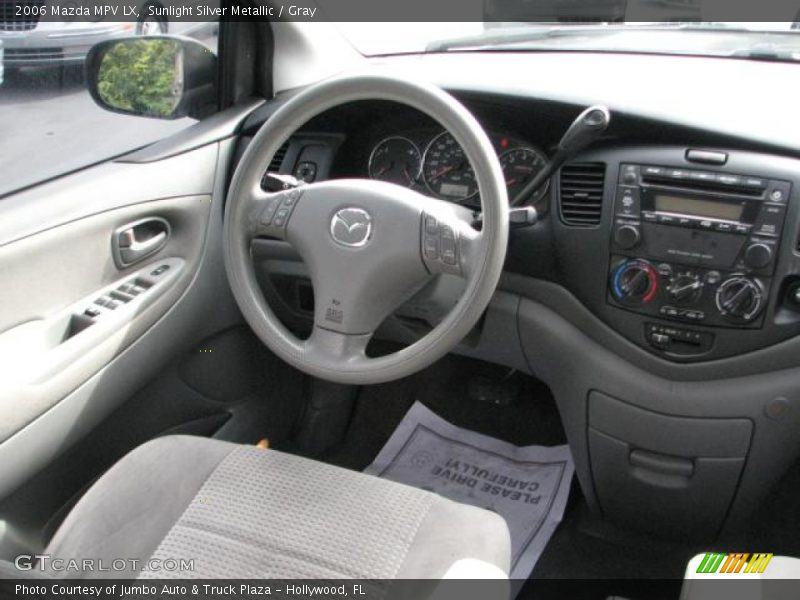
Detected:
left=0, top=195, right=208, bottom=440
left=0, top=143, right=218, bottom=245
left=0, top=139, right=243, bottom=503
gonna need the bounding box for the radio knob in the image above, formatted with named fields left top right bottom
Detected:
left=744, top=242, right=773, bottom=269
left=715, top=276, right=764, bottom=322
left=614, top=223, right=641, bottom=250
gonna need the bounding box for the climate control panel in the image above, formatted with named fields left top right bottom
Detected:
left=608, top=256, right=768, bottom=330
left=603, top=159, right=792, bottom=357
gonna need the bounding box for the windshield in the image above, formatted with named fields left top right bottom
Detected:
left=335, top=20, right=800, bottom=60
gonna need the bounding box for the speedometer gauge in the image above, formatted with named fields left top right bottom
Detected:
left=368, top=137, right=421, bottom=187
left=422, top=132, right=478, bottom=202
left=499, top=147, right=549, bottom=204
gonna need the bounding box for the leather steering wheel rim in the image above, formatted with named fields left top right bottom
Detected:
left=223, top=74, right=509, bottom=385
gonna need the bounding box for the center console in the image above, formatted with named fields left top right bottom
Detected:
left=529, top=147, right=800, bottom=542
left=607, top=158, right=794, bottom=358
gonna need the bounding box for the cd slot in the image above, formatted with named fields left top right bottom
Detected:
left=641, top=173, right=764, bottom=197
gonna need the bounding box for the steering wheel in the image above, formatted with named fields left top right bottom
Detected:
left=224, top=74, right=509, bottom=385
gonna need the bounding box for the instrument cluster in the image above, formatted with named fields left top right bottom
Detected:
left=367, top=130, right=550, bottom=209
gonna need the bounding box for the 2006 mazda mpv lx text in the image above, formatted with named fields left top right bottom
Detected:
left=1, top=4, right=800, bottom=600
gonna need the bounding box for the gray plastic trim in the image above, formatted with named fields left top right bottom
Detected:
left=0, top=144, right=218, bottom=247
left=517, top=296, right=800, bottom=535
left=501, top=273, right=800, bottom=381
left=0, top=141, right=241, bottom=503
left=117, top=99, right=264, bottom=164
left=588, top=392, right=752, bottom=458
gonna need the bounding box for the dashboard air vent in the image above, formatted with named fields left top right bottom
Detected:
left=267, top=140, right=290, bottom=173
left=559, top=162, right=606, bottom=226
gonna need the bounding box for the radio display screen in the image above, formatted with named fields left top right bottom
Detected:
left=655, top=194, right=744, bottom=222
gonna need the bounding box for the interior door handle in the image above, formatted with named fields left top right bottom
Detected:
left=113, top=217, right=170, bottom=268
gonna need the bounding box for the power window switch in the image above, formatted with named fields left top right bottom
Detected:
left=111, top=291, right=133, bottom=303
left=150, top=265, right=170, bottom=277
left=84, top=307, right=101, bottom=318
left=95, top=296, right=112, bottom=307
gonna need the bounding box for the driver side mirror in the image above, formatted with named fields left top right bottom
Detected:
left=86, top=36, right=217, bottom=120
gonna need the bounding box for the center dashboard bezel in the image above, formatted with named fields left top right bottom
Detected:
left=544, top=145, right=800, bottom=364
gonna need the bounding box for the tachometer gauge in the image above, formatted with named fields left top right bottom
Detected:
left=423, top=132, right=478, bottom=202
left=368, top=137, right=422, bottom=187
left=499, top=146, right=549, bottom=204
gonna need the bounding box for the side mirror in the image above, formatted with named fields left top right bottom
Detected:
left=86, top=36, right=217, bottom=120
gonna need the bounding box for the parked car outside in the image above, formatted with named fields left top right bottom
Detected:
left=0, top=3, right=214, bottom=73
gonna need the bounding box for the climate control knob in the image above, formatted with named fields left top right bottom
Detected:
left=611, top=259, right=658, bottom=305
left=715, top=276, right=764, bottom=322
left=668, top=272, right=703, bottom=305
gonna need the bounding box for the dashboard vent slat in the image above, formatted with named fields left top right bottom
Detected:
left=267, top=141, right=290, bottom=173
left=559, top=162, right=606, bottom=227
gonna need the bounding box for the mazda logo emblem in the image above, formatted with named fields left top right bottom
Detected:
left=330, top=208, right=372, bottom=248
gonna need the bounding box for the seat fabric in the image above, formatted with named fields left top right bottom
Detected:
left=44, top=435, right=510, bottom=580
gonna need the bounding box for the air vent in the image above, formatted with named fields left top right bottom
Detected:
left=267, top=140, right=290, bottom=173
left=559, top=162, right=606, bottom=226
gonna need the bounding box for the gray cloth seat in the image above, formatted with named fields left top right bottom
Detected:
left=44, top=435, right=510, bottom=579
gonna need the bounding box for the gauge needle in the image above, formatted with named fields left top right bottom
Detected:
left=430, top=165, right=456, bottom=181
left=403, top=165, right=413, bottom=182
left=374, top=162, right=394, bottom=177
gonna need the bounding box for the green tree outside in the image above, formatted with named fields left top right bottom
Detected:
left=97, top=39, right=182, bottom=117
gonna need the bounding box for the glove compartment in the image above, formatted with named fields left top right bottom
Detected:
left=588, top=391, right=752, bottom=540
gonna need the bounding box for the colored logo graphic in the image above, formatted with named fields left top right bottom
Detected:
left=696, top=553, right=773, bottom=574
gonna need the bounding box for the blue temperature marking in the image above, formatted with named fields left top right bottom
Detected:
left=613, top=262, right=627, bottom=297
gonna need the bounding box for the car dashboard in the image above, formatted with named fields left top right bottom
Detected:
left=229, top=49, right=800, bottom=544
left=268, top=99, right=559, bottom=212
left=249, top=89, right=800, bottom=365
left=358, top=127, right=548, bottom=210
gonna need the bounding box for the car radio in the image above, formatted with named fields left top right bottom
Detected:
left=608, top=163, right=792, bottom=332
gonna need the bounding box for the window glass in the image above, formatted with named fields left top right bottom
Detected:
left=0, top=21, right=218, bottom=197
left=335, top=21, right=800, bottom=56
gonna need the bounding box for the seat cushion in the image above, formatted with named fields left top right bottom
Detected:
left=45, top=435, right=510, bottom=579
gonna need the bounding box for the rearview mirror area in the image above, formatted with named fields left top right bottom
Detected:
left=86, top=36, right=217, bottom=120
left=97, top=38, right=183, bottom=118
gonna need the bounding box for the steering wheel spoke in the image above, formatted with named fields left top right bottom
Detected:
left=247, top=183, right=303, bottom=241
left=303, top=324, right=372, bottom=367
left=420, top=204, right=482, bottom=279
